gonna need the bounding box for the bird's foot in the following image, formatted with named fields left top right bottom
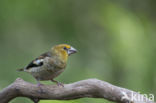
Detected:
left=36, top=82, right=46, bottom=94
left=37, top=83, right=44, bottom=87
left=51, top=79, right=64, bottom=87
left=56, top=82, right=64, bottom=87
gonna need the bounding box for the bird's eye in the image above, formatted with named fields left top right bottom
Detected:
left=63, top=47, right=67, bottom=50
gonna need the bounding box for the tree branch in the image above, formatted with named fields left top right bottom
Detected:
left=0, top=78, right=155, bottom=103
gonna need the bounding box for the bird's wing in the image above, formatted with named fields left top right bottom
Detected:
left=25, top=52, right=52, bottom=70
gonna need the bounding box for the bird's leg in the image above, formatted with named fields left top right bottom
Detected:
left=35, top=80, right=46, bottom=94
left=51, top=79, right=64, bottom=87
left=35, top=78, right=43, bottom=87
left=36, top=80, right=44, bottom=87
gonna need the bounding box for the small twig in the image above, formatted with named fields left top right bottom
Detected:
left=30, top=98, right=40, bottom=103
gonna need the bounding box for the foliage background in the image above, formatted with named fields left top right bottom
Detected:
left=0, top=0, right=155, bottom=103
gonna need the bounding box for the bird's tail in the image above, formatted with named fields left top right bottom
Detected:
left=16, top=68, right=24, bottom=71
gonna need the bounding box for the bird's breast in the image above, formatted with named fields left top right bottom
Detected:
left=29, top=64, right=65, bottom=81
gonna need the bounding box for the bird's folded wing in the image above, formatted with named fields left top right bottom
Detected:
left=25, top=52, right=52, bottom=70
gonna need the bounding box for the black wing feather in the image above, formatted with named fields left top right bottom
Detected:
left=25, top=52, right=51, bottom=69
left=25, top=60, right=43, bottom=69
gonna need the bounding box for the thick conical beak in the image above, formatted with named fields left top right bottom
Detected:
left=68, top=46, right=77, bottom=56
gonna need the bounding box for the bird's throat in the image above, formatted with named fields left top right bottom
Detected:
left=59, top=52, right=68, bottom=63
left=52, top=51, right=68, bottom=64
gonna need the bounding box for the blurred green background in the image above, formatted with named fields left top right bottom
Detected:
left=0, top=0, right=155, bottom=103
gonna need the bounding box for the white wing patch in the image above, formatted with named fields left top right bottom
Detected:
left=34, top=59, right=44, bottom=65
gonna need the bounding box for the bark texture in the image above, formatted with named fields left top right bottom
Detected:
left=0, top=78, right=155, bottom=103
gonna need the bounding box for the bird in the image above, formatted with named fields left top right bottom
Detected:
left=17, top=44, right=77, bottom=87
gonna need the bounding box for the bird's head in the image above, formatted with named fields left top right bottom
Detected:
left=51, top=44, right=77, bottom=62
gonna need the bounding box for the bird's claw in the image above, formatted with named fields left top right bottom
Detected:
left=37, top=83, right=44, bottom=87
left=36, top=83, right=46, bottom=94
left=51, top=79, right=64, bottom=87
left=57, top=82, right=64, bottom=87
